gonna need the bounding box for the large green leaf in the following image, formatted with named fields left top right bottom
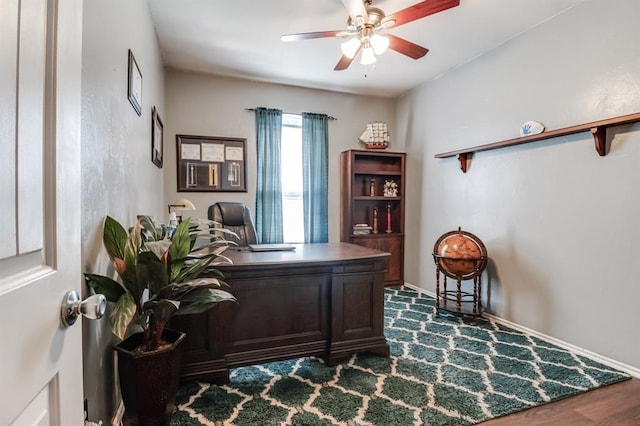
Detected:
left=186, top=244, right=230, bottom=266
left=207, top=225, right=239, bottom=242
left=124, top=220, right=142, bottom=269
left=110, top=293, right=137, bottom=340
left=178, top=286, right=234, bottom=303
left=184, top=277, right=223, bottom=287
left=137, top=250, right=168, bottom=296
left=118, top=265, right=142, bottom=304
left=117, top=221, right=144, bottom=303
left=144, top=299, right=179, bottom=325
left=103, top=216, right=128, bottom=262
left=193, top=264, right=227, bottom=280
left=155, top=282, right=185, bottom=301
left=145, top=240, right=172, bottom=261
left=173, top=288, right=236, bottom=316
left=169, top=219, right=192, bottom=279
left=172, top=254, right=217, bottom=283
left=84, top=273, right=125, bottom=302
left=138, top=215, right=163, bottom=241
left=154, top=278, right=228, bottom=302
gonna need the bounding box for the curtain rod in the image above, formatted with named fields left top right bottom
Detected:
left=245, top=108, right=336, bottom=121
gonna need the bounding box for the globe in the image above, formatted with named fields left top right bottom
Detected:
left=433, top=228, right=487, bottom=279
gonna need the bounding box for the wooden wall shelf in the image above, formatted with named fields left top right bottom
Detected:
left=435, top=112, right=640, bottom=173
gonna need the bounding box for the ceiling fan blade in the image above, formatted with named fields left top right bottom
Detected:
left=387, top=34, right=429, bottom=59
left=334, top=49, right=360, bottom=71
left=385, top=0, right=460, bottom=28
left=281, top=30, right=344, bottom=42
left=340, top=0, right=369, bottom=23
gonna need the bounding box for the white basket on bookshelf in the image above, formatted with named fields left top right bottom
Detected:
left=353, top=223, right=372, bottom=235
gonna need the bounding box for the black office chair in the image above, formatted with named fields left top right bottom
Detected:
left=208, top=202, right=258, bottom=246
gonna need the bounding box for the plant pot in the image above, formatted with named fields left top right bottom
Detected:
left=115, top=329, right=186, bottom=426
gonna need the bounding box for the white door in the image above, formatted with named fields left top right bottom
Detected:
left=0, top=0, right=84, bottom=424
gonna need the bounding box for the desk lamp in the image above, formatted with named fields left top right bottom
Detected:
left=168, top=198, right=196, bottom=223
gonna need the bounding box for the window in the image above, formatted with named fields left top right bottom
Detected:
left=255, top=108, right=328, bottom=244
left=281, top=114, right=304, bottom=243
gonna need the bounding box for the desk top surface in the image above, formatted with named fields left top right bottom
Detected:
left=213, top=242, right=389, bottom=268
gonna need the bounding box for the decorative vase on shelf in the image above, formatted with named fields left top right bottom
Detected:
left=383, top=180, right=398, bottom=197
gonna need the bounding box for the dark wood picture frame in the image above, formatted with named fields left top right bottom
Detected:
left=176, top=134, right=247, bottom=192
left=127, top=49, right=142, bottom=116
left=151, top=107, right=163, bottom=168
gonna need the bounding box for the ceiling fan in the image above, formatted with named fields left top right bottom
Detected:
left=281, top=0, right=460, bottom=71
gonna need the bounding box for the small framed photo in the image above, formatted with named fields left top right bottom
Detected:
left=127, top=49, right=142, bottom=116
left=151, top=106, right=163, bottom=168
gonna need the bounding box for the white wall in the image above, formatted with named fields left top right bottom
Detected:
left=397, top=0, right=640, bottom=371
left=81, top=0, right=165, bottom=422
left=164, top=70, right=397, bottom=243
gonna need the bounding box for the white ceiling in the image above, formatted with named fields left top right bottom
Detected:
left=147, top=0, right=584, bottom=98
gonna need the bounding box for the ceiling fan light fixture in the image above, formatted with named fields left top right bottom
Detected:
left=370, top=34, right=389, bottom=55
left=360, top=45, right=377, bottom=65
left=341, top=37, right=361, bottom=59
left=280, top=0, right=460, bottom=71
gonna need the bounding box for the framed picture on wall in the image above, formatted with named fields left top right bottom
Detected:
left=151, top=106, right=163, bottom=168
left=176, top=134, right=247, bottom=192
left=127, top=49, right=142, bottom=116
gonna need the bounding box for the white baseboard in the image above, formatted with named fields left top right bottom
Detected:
left=482, top=311, right=640, bottom=378
left=400, top=282, right=640, bottom=378
left=111, top=401, right=124, bottom=426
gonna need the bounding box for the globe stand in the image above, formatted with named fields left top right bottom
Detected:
left=432, top=228, right=487, bottom=319
left=433, top=256, right=485, bottom=318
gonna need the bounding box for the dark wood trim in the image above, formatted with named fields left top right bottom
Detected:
left=436, top=112, right=640, bottom=172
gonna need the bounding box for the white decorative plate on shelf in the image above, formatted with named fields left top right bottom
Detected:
left=520, top=120, right=545, bottom=136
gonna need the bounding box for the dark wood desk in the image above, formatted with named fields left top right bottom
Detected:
left=171, top=243, right=390, bottom=383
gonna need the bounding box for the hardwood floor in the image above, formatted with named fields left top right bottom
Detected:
left=482, top=377, right=640, bottom=425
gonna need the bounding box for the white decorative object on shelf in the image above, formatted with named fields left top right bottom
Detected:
left=359, top=121, right=389, bottom=149
left=353, top=223, right=373, bottom=235
left=520, top=120, right=545, bottom=136
left=383, top=180, right=398, bottom=197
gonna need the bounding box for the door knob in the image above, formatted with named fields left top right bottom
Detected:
left=60, top=290, right=106, bottom=327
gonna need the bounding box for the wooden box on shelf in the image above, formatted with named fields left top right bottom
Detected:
left=340, top=149, right=406, bottom=286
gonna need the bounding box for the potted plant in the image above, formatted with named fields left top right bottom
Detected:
left=85, top=215, right=235, bottom=426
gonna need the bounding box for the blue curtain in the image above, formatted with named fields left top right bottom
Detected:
left=255, top=108, right=283, bottom=243
left=302, top=112, right=329, bottom=243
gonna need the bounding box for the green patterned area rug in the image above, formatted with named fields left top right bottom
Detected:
left=170, top=286, right=629, bottom=425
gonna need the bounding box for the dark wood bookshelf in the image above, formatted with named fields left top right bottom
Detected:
left=340, top=149, right=406, bottom=286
